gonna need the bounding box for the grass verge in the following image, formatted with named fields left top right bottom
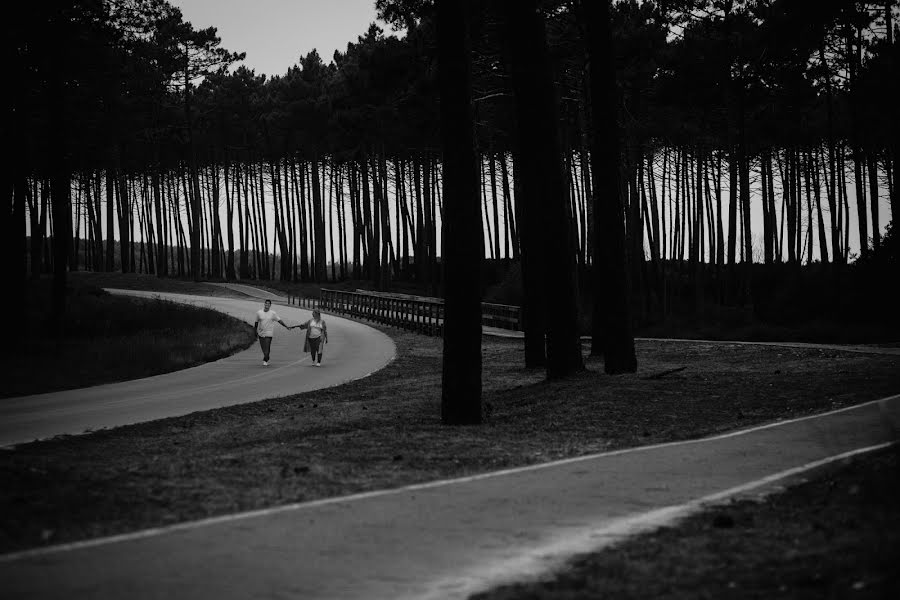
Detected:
left=472, top=444, right=900, bottom=599
left=4, top=278, right=255, bottom=398
left=63, top=271, right=243, bottom=297
left=1, top=328, right=897, bottom=554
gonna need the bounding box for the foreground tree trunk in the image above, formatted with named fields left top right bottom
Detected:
left=437, top=0, right=482, bottom=425
left=584, top=0, right=636, bottom=374
left=49, top=11, right=70, bottom=333
left=504, top=0, right=584, bottom=379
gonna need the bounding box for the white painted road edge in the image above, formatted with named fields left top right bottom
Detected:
left=2, top=393, right=896, bottom=565
left=416, top=440, right=897, bottom=600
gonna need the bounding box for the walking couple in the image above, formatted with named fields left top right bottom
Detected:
left=254, top=299, right=328, bottom=367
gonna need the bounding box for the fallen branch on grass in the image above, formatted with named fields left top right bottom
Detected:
left=642, top=366, right=688, bottom=380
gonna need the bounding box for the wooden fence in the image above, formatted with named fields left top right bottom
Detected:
left=287, top=289, right=522, bottom=337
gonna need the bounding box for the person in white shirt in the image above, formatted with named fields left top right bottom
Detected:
left=293, top=309, right=328, bottom=366
left=254, top=299, right=290, bottom=366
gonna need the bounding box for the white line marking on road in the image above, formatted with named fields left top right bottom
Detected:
left=416, top=440, right=898, bottom=600
left=1, top=393, right=896, bottom=563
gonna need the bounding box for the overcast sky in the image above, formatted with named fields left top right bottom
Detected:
left=170, top=0, right=391, bottom=77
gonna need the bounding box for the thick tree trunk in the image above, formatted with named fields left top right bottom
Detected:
left=437, top=0, right=482, bottom=425
left=504, top=0, right=584, bottom=379
left=49, top=18, right=69, bottom=333
left=584, top=0, right=636, bottom=373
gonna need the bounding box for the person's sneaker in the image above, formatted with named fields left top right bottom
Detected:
left=263, top=361, right=269, bottom=366
left=315, top=362, right=321, bottom=367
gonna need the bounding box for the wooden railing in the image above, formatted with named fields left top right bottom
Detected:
left=319, top=289, right=445, bottom=335
left=285, top=294, right=319, bottom=310
left=287, top=288, right=522, bottom=337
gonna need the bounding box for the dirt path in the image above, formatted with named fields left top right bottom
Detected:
left=0, top=291, right=395, bottom=447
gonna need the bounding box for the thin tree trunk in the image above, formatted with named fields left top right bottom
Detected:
left=868, top=153, right=880, bottom=249
left=489, top=149, right=502, bottom=259
left=500, top=152, right=519, bottom=260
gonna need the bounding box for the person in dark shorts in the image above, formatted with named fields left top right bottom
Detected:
left=294, top=309, right=328, bottom=366
left=255, top=299, right=290, bottom=366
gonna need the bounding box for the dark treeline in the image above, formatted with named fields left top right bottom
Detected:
left=10, top=2, right=899, bottom=353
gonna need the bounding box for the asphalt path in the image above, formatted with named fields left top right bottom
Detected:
left=205, top=282, right=289, bottom=302
left=1, top=393, right=897, bottom=599
left=0, top=290, right=396, bottom=447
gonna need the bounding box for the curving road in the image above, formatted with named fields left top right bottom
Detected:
left=0, top=290, right=396, bottom=447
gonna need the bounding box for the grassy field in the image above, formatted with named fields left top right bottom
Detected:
left=3, top=272, right=897, bottom=594
left=1, top=325, right=897, bottom=554
left=4, top=275, right=255, bottom=398
left=473, top=445, right=900, bottom=599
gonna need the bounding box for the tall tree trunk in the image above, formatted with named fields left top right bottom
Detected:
left=105, top=170, right=115, bottom=271
left=761, top=151, right=773, bottom=264
left=489, top=148, right=502, bottom=259
left=210, top=162, right=224, bottom=279
left=49, top=16, right=70, bottom=333
left=727, top=150, right=738, bottom=266
left=116, top=174, right=131, bottom=273
left=512, top=147, right=546, bottom=368
left=504, top=0, right=584, bottom=379
left=376, top=150, right=393, bottom=289
left=184, top=60, right=202, bottom=281
left=297, top=161, right=310, bottom=281
left=152, top=168, right=168, bottom=276
left=413, top=158, right=426, bottom=284
left=480, top=157, right=495, bottom=260
left=868, top=154, right=881, bottom=249
left=436, top=0, right=482, bottom=425
left=224, top=159, right=236, bottom=280
left=500, top=152, right=519, bottom=259
left=311, top=154, right=328, bottom=282
left=813, top=147, right=830, bottom=263
left=362, top=153, right=378, bottom=284
left=886, top=2, right=899, bottom=229
left=584, top=0, right=636, bottom=373
left=350, top=162, right=362, bottom=279
left=424, top=155, right=436, bottom=292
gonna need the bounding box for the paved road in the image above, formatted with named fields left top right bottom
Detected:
left=205, top=282, right=289, bottom=302
left=0, top=291, right=396, bottom=447
left=2, top=394, right=897, bottom=599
